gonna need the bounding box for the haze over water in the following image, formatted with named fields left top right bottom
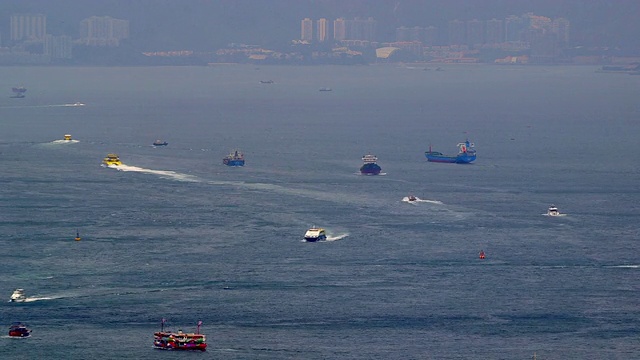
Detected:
left=0, top=64, right=638, bottom=359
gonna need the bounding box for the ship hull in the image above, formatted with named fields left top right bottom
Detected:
left=425, top=152, right=476, bottom=164
left=223, top=159, right=245, bottom=166
left=304, top=235, right=326, bottom=242
left=360, top=163, right=382, bottom=175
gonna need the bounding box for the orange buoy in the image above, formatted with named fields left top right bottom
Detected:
left=74, top=230, right=81, bottom=241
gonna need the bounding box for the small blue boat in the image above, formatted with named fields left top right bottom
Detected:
left=223, top=150, right=245, bottom=167
left=425, top=140, right=476, bottom=164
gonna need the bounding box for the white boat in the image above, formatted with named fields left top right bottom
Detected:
left=304, top=227, right=326, bottom=242
left=65, top=102, right=85, bottom=107
left=547, top=205, right=560, bottom=216
left=10, top=288, right=26, bottom=302
left=407, top=195, right=418, bottom=202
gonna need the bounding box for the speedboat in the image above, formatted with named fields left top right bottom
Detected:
left=102, top=153, right=122, bottom=166
left=8, top=322, right=31, bottom=337
left=153, top=140, right=168, bottom=146
left=66, top=102, right=85, bottom=107
left=407, top=195, right=418, bottom=202
left=547, top=205, right=560, bottom=216
left=304, top=227, right=327, bottom=242
left=63, top=134, right=72, bottom=141
left=10, top=289, right=27, bottom=302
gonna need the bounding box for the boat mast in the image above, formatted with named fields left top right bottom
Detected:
left=161, top=318, right=166, bottom=332
left=197, top=320, right=202, bottom=334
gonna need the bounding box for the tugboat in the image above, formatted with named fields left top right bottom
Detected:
left=304, top=227, right=327, bottom=242
left=9, top=289, right=27, bottom=302
left=8, top=322, right=31, bottom=337
left=153, top=319, right=207, bottom=351
left=102, top=153, right=122, bottom=166
left=223, top=150, right=245, bottom=167
left=547, top=205, right=560, bottom=216
left=152, top=139, right=168, bottom=146
left=360, top=154, right=382, bottom=175
left=425, top=140, right=476, bottom=164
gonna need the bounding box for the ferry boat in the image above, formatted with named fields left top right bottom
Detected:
left=8, top=322, right=31, bottom=337
left=152, top=139, right=168, bottom=146
left=360, top=154, right=382, bottom=175
left=304, top=227, right=327, bottom=242
left=223, top=150, right=245, bottom=166
left=153, top=319, right=207, bottom=351
left=547, top=205, right=560, bottom=216
left=425, top=140, right=476, bottom=164
left=63, top=134, right=73, bottom=141
left=10, top=289, right=27, bottom=302
left=102, top=153, right=122, bottom=166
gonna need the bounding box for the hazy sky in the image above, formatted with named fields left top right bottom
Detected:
left=2, top=0, right=639, bottom=51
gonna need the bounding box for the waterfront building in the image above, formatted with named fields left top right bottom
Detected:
left=316, top=18, right=329, bottom=42
left=10, top=14, right=46, bottom=42
left=466, top=19, right=484, bottom=47
left=448, top=19, right=465, bottom=46
left=79, top=16, right=129, bottom=46
left=333, top=18, right=346, bottom=41
left=485, top=18, right=503, bottom=45
left=301, top=18, right=313, bottom=42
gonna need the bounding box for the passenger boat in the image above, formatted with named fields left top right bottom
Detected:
left=10, top=289, right=27, bottom=302
left=8, top=322, right=31, bottom=337
left=102, top=153, right=122, bottom=166
left=425, top=140, right=476, bottom=164
left=11, top=86, right=26, bottom=98
left=360, top=154, right=382, bottom=175
left=304, top=227, right=327, bottom=242
left=63, top=134, right=72, bottom=141
left=153, top=319, right=207, bottom=351
left=223, top=150, right=245, bottom=167
left=153, top=139, right=168, bottom=146
left=547, top=205, right=560, bottom=216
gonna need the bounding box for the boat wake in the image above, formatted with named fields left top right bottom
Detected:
left=22, top=296, right=55, bottom=302
left=402, top=196, right=443, bottom=204
left=326, top=233, right=348, bottom=242
left=48, top=139, right=79, bottom=144
left=106, top=164, right=200, bottom=182
left=357, top=172, right=387, bottom=176
left=542, top=213, right=568, bottom=217
left=607, top=265, right=639, bottom=269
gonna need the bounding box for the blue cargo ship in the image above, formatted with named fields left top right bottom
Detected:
left=360, top=154, right=382, bottom=175
left=425, top=140, right=476, bottom=164
left=223, top=150, right=245, bottom=167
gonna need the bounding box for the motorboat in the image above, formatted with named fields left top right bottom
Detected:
left=153, top=140, right=168, bottom=146
left=304, top=227, right=327, bottom=242
left=547, top=205, right=560, bottom=216
left=10, top=289, right=27, bottom=302
left=102, top=153, right=122, bottom=166
left=63, top=134, right=72, bottom=141
left=66, top=102, right=85, bottom=107
left=407, top=195, right=418, bottom=202
left=8, top=322, right=31, bottom=337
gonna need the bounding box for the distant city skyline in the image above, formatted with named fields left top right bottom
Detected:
left=0, top=0, right=639, bottom=52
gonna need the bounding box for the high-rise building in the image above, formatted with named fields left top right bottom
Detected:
left=505, top=15, right=524, bottom=42
left=333, top=18, right=346, bottom=41
left=10, top=14, right=47, bottom=41
left=466, top=19, right=484, bottom=46
left=80, top=16, right=129, bottom=46
left=44, top=35, right=72, bottom=59
left=424, top=26, right=438, bottom=46
left=347, top=17, right=376, bottom=41
left=301, top=18, right=313, bottom=41
left=485, top=18, right=503, bottom=44
left=316, top=18, right=329, bottom=42
left=552, top=18, right=570, bottom=45
left=396, top=26, right=411, bottom=42
left=448, top=19, right=465, bottom=46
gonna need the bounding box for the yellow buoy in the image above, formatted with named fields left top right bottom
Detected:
left=74, top=230, right=81, bottom=241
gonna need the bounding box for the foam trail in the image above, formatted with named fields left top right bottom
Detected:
left=107, top=164, right=200, bottom=182
left=23, top=296, right=55, bottom=302
left=325, top=233, right=348, bottom=242
left=402, top=196, right=443, bottom=204
left=48, top=140, right=79, bottom=145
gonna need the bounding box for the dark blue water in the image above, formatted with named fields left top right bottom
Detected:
left=1, top=65, right=638, bottom=359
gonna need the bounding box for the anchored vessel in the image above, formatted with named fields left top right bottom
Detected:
left=223, top=150, right=245, bottom=166
left=360, top=154, right=382, bottom=175
left=10, top=289, right=27, bottom=302
left=9, top=322, right=31, bottom=337
left=304, top=227, right=327, bottom=242
left=153, top=319, right=207, bottom=351
left=425, top=140, right=476, bottom=164
left=102, top=154, right=122, bottom=166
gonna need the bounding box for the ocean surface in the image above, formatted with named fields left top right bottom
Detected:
left=0, top=64, right=638, bottom=359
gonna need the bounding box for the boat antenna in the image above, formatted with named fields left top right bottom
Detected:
left=161, top=318, right=166, bottom=332
left=197, top=320, right=202, bottom=334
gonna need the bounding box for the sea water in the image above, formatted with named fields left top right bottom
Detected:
left=0, top=64, right=638, bottom=359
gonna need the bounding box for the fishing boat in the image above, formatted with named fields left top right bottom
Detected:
left=479, top=250, right=486, bottom=259
left=8, top=322, right=31, bottom=337
left=360, top=154, right=382, bottom=175
left=223, top=150, right=245, bottom=166
left=102, top=153, right=122, bottom=166
left=152, top=139, right=168, bottom=146
left=10, top=289, right=27, bottom=303
left=304, top=227, right=327, bottom=242
left=153, top=319, right=207, bottom=351
left=425, top=139, right=476, bottom=164
left=547, top=205, right=560, bottom=216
